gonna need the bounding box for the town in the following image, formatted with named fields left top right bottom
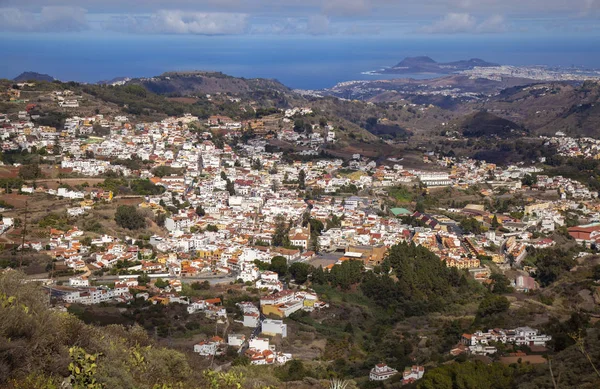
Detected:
left=0, top=77, right=599, bottom=389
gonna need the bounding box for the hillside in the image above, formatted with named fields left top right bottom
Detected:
left=473, top=81, right=600, bottom=137
left=13, top=71, right=55, bottom=82
left=451, top=111, right=526, bottom=138
left=322, top=75, right=538, bottom=107
left=127, top=71, right=290, bottom=96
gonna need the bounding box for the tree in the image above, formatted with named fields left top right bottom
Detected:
left=270, top=256, right=288, bottom=277
left=137, top=273, right=150, bottom=286
left=289, top=262, right=310, bottom=284
left=415, top=200, right=425, bottom=213
left=154, top=278, right=168, bottom=289
left=460, top=217, right=483, bottom=234
left=114, top=205, right=146, bottom=230
left=283, top=360, right=306, bottom=381
left=529, top=247, right=575, bottom=286
left=477, top=294, right=510, bottom=317
left=311, top=265, right=326, bottom=284
left=521, top=174, right=536, bottom=186
left=206, top=224, right=218, bottom=232
left=272, top=215, right=290, bottom=247
left=298, top=169, right=306, bottom=189
left=491, top=215, right=500, bottom=229
left=251, top=158, right=263, bottom=171
left=18, top=164, right=42, bottom=180
left=488, top=273, right=512, bottom=294
left=329, top=259, right=363, bottom=290
left=195, top=205, right=206, bottom=217
left=191, top=281, right=210, bottom=290
left=293, top=119, right=304, bottom=132
left=226, top=179, right=235, bottom=196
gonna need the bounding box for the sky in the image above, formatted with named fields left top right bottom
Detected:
left=0, top=0, right=599, bottom=37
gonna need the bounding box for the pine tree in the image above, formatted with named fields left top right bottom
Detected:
left=298, top=169, right=306, bottom=189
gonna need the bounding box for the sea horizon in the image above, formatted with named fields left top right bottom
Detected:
left=2, top=33, right=600, bottom=90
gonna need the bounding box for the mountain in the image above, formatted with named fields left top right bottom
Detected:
left=126, top=71, right=290, bottom=96
left=382, top=56, right=499, bottom=74
left=394, top=56, right=437, bottom=68
left=13, top=71, right=55, bottom=82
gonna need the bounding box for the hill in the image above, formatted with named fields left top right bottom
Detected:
left=453, top=111, right=526, bottom=138
left=383, top=56, right=498, bottom=74
left=126, top=71, right=290, bottom=96
left=13, top=71, right=55, bottom=82
left=473, top=81, right=600, bottom=137
left=322, top=75, right=537, bottom=107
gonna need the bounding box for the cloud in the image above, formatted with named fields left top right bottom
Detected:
left=307, top=14, right=331, bottom=35
left=251, top=14, right=342, bottom=35
left=0, top=1, right=597, bottom=36
left=419, top=12, right=508, bottom=34
left=419, top=12, right=476, bottom=33
left=0, top=6, right=89, bottom=32
left=107, top=10, right=248, bottom=35
left=322, top=0, right=370, bottom=16
left=476, top=14, right=507, bottom=33
left=148, top=10, right=248, bottom=34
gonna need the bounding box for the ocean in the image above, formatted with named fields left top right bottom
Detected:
left=1, top=33, right=599, bottom=90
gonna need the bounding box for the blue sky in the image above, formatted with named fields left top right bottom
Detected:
left=0, top=0, right=599, bottom=37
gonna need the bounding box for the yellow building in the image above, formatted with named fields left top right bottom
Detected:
left=261, top=304, right=284, bottom=318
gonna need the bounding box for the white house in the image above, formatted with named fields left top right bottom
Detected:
left=262, top=319, right=287, bottom=338
left=402, top=365, right=425, bottom=384
left=227, top=334, right=246, bottom=347
left=194, top=336, right=224, bottom=356
left=369, top=363, right=398, bottom=381
left=69, top=277, right=89, bottom=287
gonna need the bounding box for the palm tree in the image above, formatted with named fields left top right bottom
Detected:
left=329, top=379, right=350, bottom=389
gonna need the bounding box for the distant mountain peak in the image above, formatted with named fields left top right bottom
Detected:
left=13, top=71, right=55, bottom=82
left=395, top=56, right=437, bottom=67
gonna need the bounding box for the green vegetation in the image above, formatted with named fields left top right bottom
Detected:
left=360, top=243, right=479, bottom=317
left=525, top=247, right=576, bottom=287
left=98, top=178, right=164, bottom=195
left=114, top=205, right=146, bottom=230
left=152, top=165, right=183, bottom=177
left=38, top=212, right=70, bottom=230
left=418, top=361, right=521, bottom=389
left=0, top=271, right=207, bottom=388
left=387, top=186, right=414, bottom=203
left=272, top=215, right=290, bottom=248
left=460, top=217, right=484, bottom=234
left=289, top=262, right=311, bottom=284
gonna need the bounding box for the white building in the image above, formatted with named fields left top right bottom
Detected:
left=402, top=365, right=425, bottom=384
left=369, top=363, right=398, bottom=381
left=68, top=277, right=89, bottom=287
left=418, top=172, right=452, bottom=187
left=262, top=319, right=287, bottom=338
left=227, top=334, right=246, bottom=347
